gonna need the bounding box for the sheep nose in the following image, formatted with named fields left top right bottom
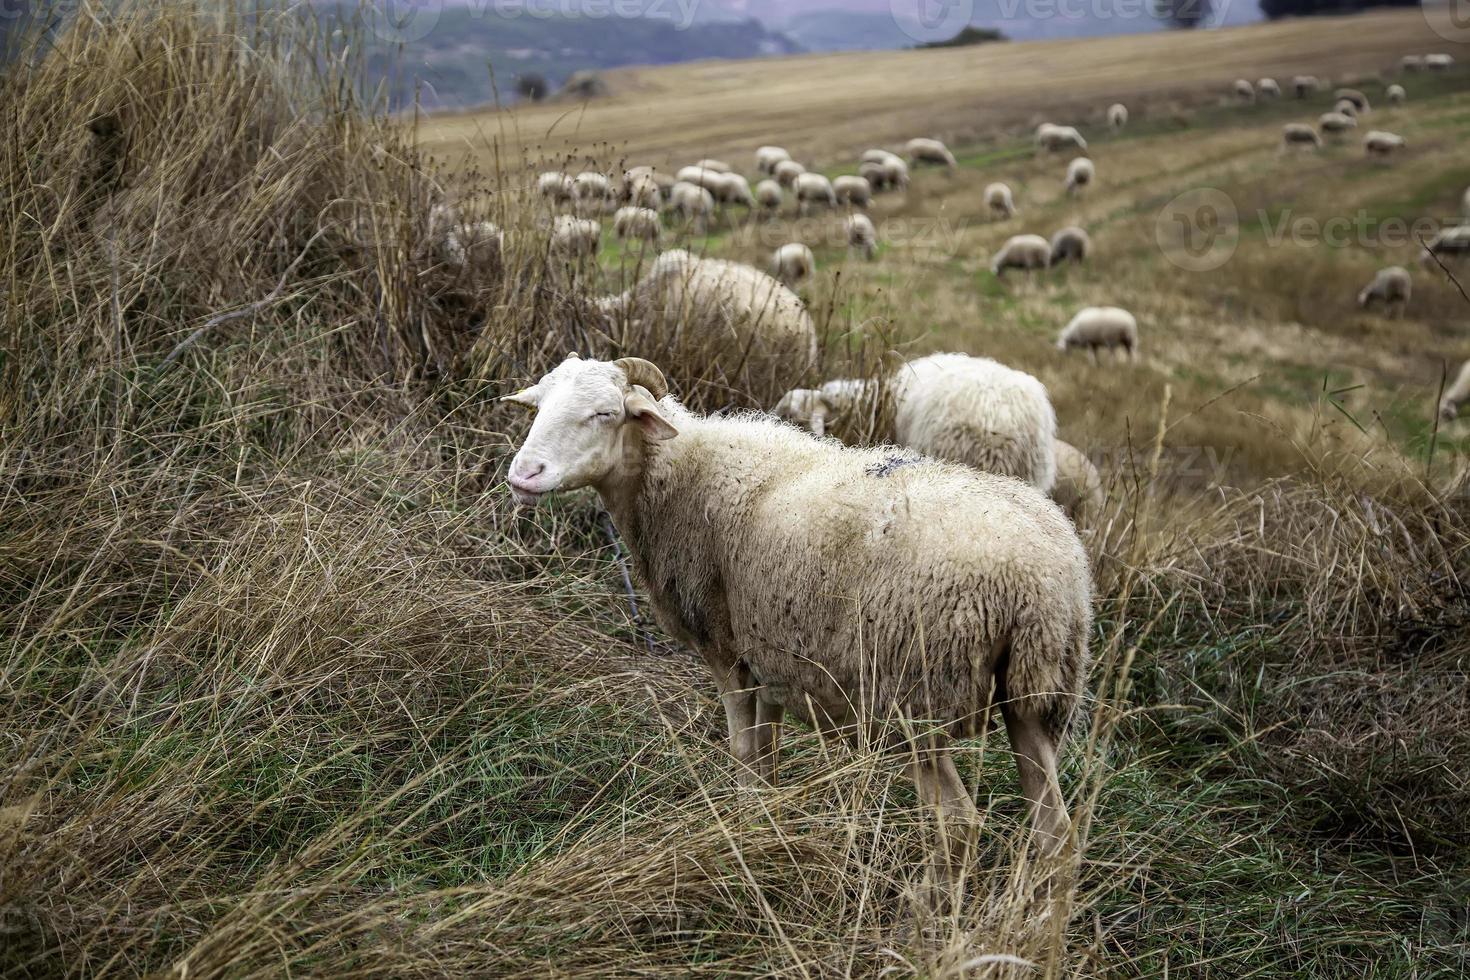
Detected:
left=511, top=459, right=546, bottom=484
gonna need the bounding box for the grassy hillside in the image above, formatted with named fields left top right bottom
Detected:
left=3, top=3, right=1468, bottom=977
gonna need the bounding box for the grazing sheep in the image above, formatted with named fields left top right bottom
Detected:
left=622, top=171, right=664, bottom=209
left=1051, top=440, right=1105, bottom=524
left=1334, top=88, right=1370, bottom=113
left=1233, top=79, right=1255, bottom=103
left=877, top=155, right=911, bottom=191
left=1425, top=53, right=1455, bottom=71
left=1036, top=123, right=1088, bottom=153
left=1281, top=123, right=1322, bottom=150
left=711, top=172, right=757, bottom=208
left=676, top=165, right=728, bottom=198
left=441, top=218, right=504, bottom=268
left=1334, top=100, right=1359, bottom=119
left=1400, top=55, right=1423, bottom=73
left=1420, top=225, right=1470, bottom=266
left=573, top=172, right=613, bottom=215
left=596, top=252, right=817, bottom=401
left=1293, top=74, right=1321, bottom=98
left=613, top=206, right=662, bottom=244
left=1257, top=78, right=1281, bottom=99
left=755, top=178, right=783, bottom=214
left=755, top=145, right=791, bottom=174
left=991, top=234, right=1052, bottom=278
left=859, top=161, right=892, bottom=192
left=1049, top=226, right=1090, bottom=266
left=985, top=182, right=1017, bottom=219
left=537, top=171, right=575, bottom=205
left=691, top=158, right=732, bottom=174
left=669, top=181, right=715, bottom=229
left=1065, top=157, right=1095, bottom=196
left=551, top=214, right=601, bottom=257
left=1058, top=307, right=1138, bottom=362
left=833, top=175, right=874, bottom=208
left=906, top=137, right=958, bottom=169
left=771, top=242, right=815, bottom=286
left=793, top=172, right=838, bottom=214
left=772, top=353, right=1060, bottom=492
left=773, top=159, right=807, bottom=189
left=1356, top=265, right=1411, bottom=317
left=503, top=354, right=1092, bottom=863
left=1319, top=111, right=1358, bottom=136
left=1440, top=360, right=1470, bottom=420
left=1363, top=130, right=1406, bottom=158
left=1107, top=103, right=1129, bottom=130
left=846, top=213, right=878, bottom=260
left=861, top=148, right=902, bottom=165
left=1386, top=84, right=1406, bottom=106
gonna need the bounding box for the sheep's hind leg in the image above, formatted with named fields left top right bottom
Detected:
left=1000, top=705, right=1071, bottom=856
left=909, top=743, right=981, bottom=907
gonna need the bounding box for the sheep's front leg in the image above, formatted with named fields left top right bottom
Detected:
left=910, top=744, right=981, bottom=903
left=701, top=651, right=765, bottom=787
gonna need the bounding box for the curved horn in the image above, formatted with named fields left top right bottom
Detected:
left=614, top=357, right=668, bottom=399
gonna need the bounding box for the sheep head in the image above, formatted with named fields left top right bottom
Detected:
left=502, top=354, right=677, bottom=507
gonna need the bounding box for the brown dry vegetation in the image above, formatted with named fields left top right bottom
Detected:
left=2, top=4, right=1469, bottom=978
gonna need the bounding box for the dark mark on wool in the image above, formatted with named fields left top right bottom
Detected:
left=866, top=454, right=921, bottom=478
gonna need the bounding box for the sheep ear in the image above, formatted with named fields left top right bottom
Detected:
left=501, top=384, right=542, bottom=409
left=624, top=386, right=677, bottom=441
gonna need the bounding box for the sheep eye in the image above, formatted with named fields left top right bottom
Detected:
left=591, top=410, right=618, bottom=421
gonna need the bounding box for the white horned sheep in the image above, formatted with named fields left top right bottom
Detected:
left=1051, top=440, right=1104, bottom=524
left=1293, top=75, right=1321, bottom=98
left=1065, top=157, right=1095, bottom=196
left=1386, top=84, right=1406, bottom=106
left=773, top=159, right=807, bottom=189
left=1058, top=307, right=1138, bottom=362
left=755, top=178, right=783, bottom=214
left=669, top=181, right=715, bottom=229
left=1334, top=88, right=1370, bottom=113
left=537, top=171, right=575, bottom=205
left=985, top=182, right=1017, bottom=220
left=1400, top=55, right=1423, bottom=73
left=906, top=137, right=958, bottom=170
left=1425, top=53, right=1455, bottom=71
left=1356, top=265, right=1411, bottom=317
left=551, top=215, right=601, bottom=257
left=771, top=242, right=816, bottom=286
left=1257, top=78, right=1281, bottom=99
left=991, top=234, right=1052, bottom=278
left=1233, top=79, right=1255, bottom=103
left=846, top=213, right=878, bottom=260
left=1363, top=130, right=1405, bottom=158
left=1281, top=123, right=1322, bottom=151
left=1050, top=226, right=1090, bottom=266
left=1319, top=111, right=1358, bottom=136
left=772, top=352, right=1060, bottom=492
left=755, top=145, right=791, bottom=174
left=613, top=206, right=662, bottom=244
left=596, top=251, right=817, bottom=402
left=1440, top=360, right=1470, bottom=420
left=573, top=172, right=613, bottom=215
left=503, top=354, right=1092, bottom=866
left=1420, top=225, right=1470, bottom=266
left=793, top=172, right=838, bottom=214
left=833, top=175, right=874, bottom=208
left=1107, top=103, right=1129, bottom=130
left=1036, top=123, right=1088, bottom=153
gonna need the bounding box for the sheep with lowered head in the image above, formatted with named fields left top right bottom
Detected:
left=1233, top=79, right=1255, bottom=103
left=1065, top=157, right=1095, bottom=196
left=537, top=171, right=575, bottom=206
left=847, top=213, right=878, bottom=260
left=1356, top=266, right=1411, bottom=317
left=1052, top=440, right=1105, bottom=524
left=985, top=182, right=1017, bottom=219
left=1281, top=123, right=1322, bottom=151
left=1425, top=53, right=1455, bottom=71
left=773, top=159, right=807, bottom=189
left=861, top=149, right=911, bottom=189
left=991, top=234, right=1052, bottom=278
left=833, top=175, right=874, bottom=208
left=755, top=145, right=791, bottom=174
left=573, top=172, right=613, bottom=215
left=1334, top=88, right=1370, bottom=113
left=669, top=181, right=715, bottom=230
left=1319, top=111, right=1358, bottom=136
left=551, top=215, right=601, bottom=257
left=1108, top=103, right=1129, bottom=130
left=1036, top=123, right=1087, bottom=153
left=1386, top=84, right=1406, bottom=106
left=794, top=172, right=838, bottom=214
left=1400, top=55, right=1423, bottom=73
left=613, top=206, right=661, bottom=245
left=596, top=251, right=817, bottom=402
left=1058, top=307, right=1138, bottom=362
left=503, top=354, right=1093, bottom=866
left=1050, top=226, right=1091, bottom=265
left=772, top=352, right=1060, bottom=492
left=1257, top=78, right=1281, bottom=99
left=1293, top=74, right=1321, bottom=98
left=755, top=178, right=783, bottom=214
left=711, top=172, right=757, bottom=208
left=1363, top=130, right=1406, bottom=158
left=906, top=137, right=958, bottom=169
left=1440, top=360, right=1470, bottom=420
left=1334, top=99, right=1359, bottom=119
left=771, top=242, right=815, bottom=286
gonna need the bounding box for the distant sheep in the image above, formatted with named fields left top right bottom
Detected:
left=773, top=159, right=807, bottom=189
left=1281, top=123, right=1322, bottom=150
left=1334, top=100, right=1359, bottom=119
left=1425, top=53, right=1455, bottom=71
left=1363, top=130, right=1406, bottom=158
left=1052, top=440, right=1105, bottom=524
left=613, top=206, right=662, bottom=244
left=772, top=352, right=1060, bottom=492
left=1420, top=225, right=1470, bottom=265
left=906, top=137, right=958, bottom=169
left=1065, top=157, right=1095, bottom=196
left=833, top=175, right=874, bottom=208
left=1050, top=226, right=1090, bottom=265
left=985, top=182, right=1017, bottom=219
left=1400, top=55, right=1423, bottom=73
left=573, top=172, right=613, bottom=215
left=669, top=181, right=715, bottom=228
left=711, top=172, right=757, bottom=208
left=859, top=161, right=894, bottom=192
left=441, top=218, right=504, bottom=269
left=1108, top=103, right=1129, bottom=130
left=793, top=172, right=838, bottom=213
left=1319, top=111, right=1358, bottom=136
left=755, top=178, right=783, bottom=213
left=991, top=234, right=1052, bottom=278
left=1293, top=75, right=1321, bottom=98
left=847, top=213, right=878, bottom=260
left=1058, top=307, right=1138, bottom=362
left=772, top=242, right=816, bottom=286
left=1356, top=265, right=1411, bottom=317
left=537, top=171, right=575, bottom=205
left=1233, top=79, right=1255, bottom=103
left=1334, top=88, right=1370, bottom=113
left=551, top=215, right=601, bottom=257
left=691, top=158, right=732, bottom=174
left=1257, top=78, right=1281, bottom=99
left=1440, top=360, right=1470, bottom=420
left=622, top=169, right=664, bottom=209
left=1036, top=123, right=1088, bottom=153
left=755, top=145, right=792, bottom=174
left=1386, top=84, right=1406, bottom=106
